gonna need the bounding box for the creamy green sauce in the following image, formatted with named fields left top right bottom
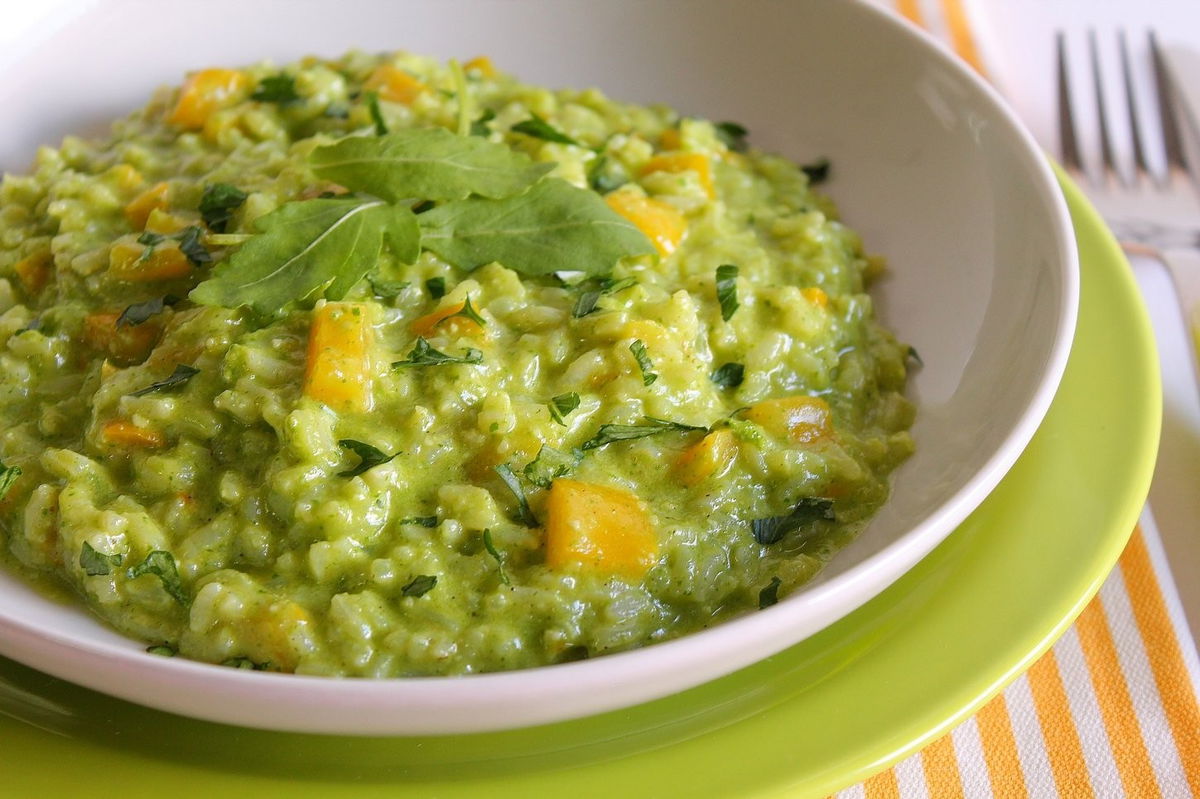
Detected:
left=0, top=51, right=914, bottom=676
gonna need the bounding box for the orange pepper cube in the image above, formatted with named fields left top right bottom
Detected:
left=801, top=287, right=829, bottom=308
left=640, top=152, right=715, bottom=199
left=303, top=302, right=373, bottom=413
left=744, top=396, right=834, bottom=444
left=101, top=420, right=166, bottom=449
left=168, top=68, right=250, bottom=129
left=108, top=240, right=192, bottom=282
left=604, top=190, right=686, bottom=258
left=124, top=182, right=171, bottom=230
left=363, top=65, right=427, bottom=105
left=674, top=429, right=738, bottom=486
left=13, top=250, right=53, bottom=296
left=463, top=56, right=496, bottom=78
left=545, top=479, right=658, bottom=577
left=83, top=312, right=162, bottom=363
left=409, top=301, right=489, bottom=340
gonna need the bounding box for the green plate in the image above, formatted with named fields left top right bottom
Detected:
left=0, top=175, right=1159, bottom=798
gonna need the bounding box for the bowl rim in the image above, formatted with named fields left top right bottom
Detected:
left=0, top=0, right=1079, bottom=735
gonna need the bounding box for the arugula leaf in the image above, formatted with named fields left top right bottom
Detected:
left=337, top=439, right=397, bottom=477
left=401, top=574, right=438, bottom=597
left=751, top=497, right=836, bottom=546
left=0, top=460, right=20, bottom=501
left=482, top=528, right=511, bottom=586
left=175, top=226, right=212, bottom=267
left=116, top=295, right=180, bottom=328
left=420, top=178, right=655, bottom=277
left=581, top=416, right=704, bottom=451
left=251, top=74, right=300, bottom=104
left=511, top=113, right=583, bottom=146
left=716, top=264, right=739, bottom=321
left=801, top=157, right=831, bottom=184
left=548, top=392, right=580, bottom=426
left=710, top=362, right=745, bottom=388
left=758, top=576, right=782, bottom=609
left=629, top=339, right=657, bottom=386
left=364, top=90, right=389, bottom=135
left=522, top=445, right=581, bottom=488
left=190, top=198, right=419, bottom=315
left=399, top=516, right=439, bottom=527
left=470, top=108, right=496, bottom=137
left=571, top=276, right=637, bottom=318
left=392, top=337, right=482, bottom=367
left=715, top=121, right=749, bottom=152
left=907, top=346, right=924, bottom=367
left=126, top=550, right=189, bottom=605
left=494, top=463, right=537, bottom=526
left=80, top=541, right=124, bottom=576
left=367, top=274, right=410, bottom=298
left=199, top=183, right=248, bottom=233
left=147, top=644, right=176, bottom=657
left=425, top=277, right=446, bottom=299
left=130, top=364, right=199, bottom=397
left=309, top=128, right=553, bottom=203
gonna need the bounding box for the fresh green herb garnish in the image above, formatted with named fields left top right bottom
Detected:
left=494, top=463, right=537, bottom=526
left=364, top=90, right=389, bottom=135
left=548, top=392, right=581, bottom=426
left=147, top=644, right=176, bottom=657
left=715, top=264, right=739, bottom=321
left=401, top=574, right=438, bottom=597
left=470, top=108, right=496, bottom=137
left=392, top=337, right=482, bottom=367
left=337, top=439, right=397, bottom=477
left=758, top=576, right=782, bottom=609
left=710, top=362, right=745, bottom=388
left=511, top=113, right=584, bottom=147
left=522, top=445, right=582, bottom=488
left=438, top=294, right=487, bottom=328
left=801, top=157, right=831, bottom=184
left=130, top=364, right=199, bottom=397
left=907, top=346, right=924, bottom=367
left=310, top=127, right=552, bottom=203
left=190, top=198, right=419, bottom=316
left=418, top=177, right=655, bottom=277
left=425, top=277, right=446, bottom=299
left=175, top=226, right=212, bottom=267
left=482, top=528, right=511, bottom=586
left=80, top=541, right=123, bottom=576
left=251, top=74, right=300, bottom=104
left=581, top=416, right=705, bottom=451
left=367, top=274, right=410, bottom=298
left=629, top=339, right=657, bottom=386
left=715, top=121, right=749, bottom=152
left=199, top=183, right=248, bottom=233
left=571, top=276, right=638, bottom=318
left=751, top=498, right=835, bottom=546
left=0, top=460, right=20, bottom=501
left=117, top=296, right=181, bottom=328
left=398, top=515, right=439, bottom=528
left=126, top=550, right=189, bottom=605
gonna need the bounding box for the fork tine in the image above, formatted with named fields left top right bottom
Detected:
left=1088, top=30, right=1120, bottom=180
left=1056, top=32, right=1084, bottom=171
left=1150, top=31, right=1188, bottom=171
left=1118, top=30, right=1150, bottom=175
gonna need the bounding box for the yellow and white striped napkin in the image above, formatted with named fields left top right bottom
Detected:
left=845, top=1, right=1200, bottom=795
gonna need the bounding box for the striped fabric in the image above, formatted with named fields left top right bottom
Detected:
left=839, top=2, right=1200, bottom=796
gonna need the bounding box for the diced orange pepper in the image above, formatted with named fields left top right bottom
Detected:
left=108, top=240, right=192, bottom=282
left=168, top=68, right=250, bottom=129
left=363, top=65, right=427, bottom=105
left=101, top=420, right=166, bottom=449
left=674, top=429, right=738, bottom=486
left=659, top=128, right=683, bottom=151
left=801, top=287, right=829, bottom=308
left=409, top=301, right=489, bottom=340
left=124, top=182, right=170, bottom=230
left=743, top=396, right=834, bottom=444
left=463, top=56, right=496, bottom=78
left=83, top=312, right=162, bottom=363
left=545, top=479, right=658, bottom=577
left=641, top=152, right=715, bottom=199
left=13, top=250, right=53, bottom=296
left=143, top=208, right=191, bottom=235
left=303, top=302, right=373, bottom=413
left=604, top=190, right=686, bottom=257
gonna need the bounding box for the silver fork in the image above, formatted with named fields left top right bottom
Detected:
left=1057, top=30, right=1200, bottom=367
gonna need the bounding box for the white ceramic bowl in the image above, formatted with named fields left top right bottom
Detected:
left=0, top=0, right=1077, bottom=735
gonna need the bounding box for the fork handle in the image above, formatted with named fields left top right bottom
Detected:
left=1161, top=248, right=1200, bottom=380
